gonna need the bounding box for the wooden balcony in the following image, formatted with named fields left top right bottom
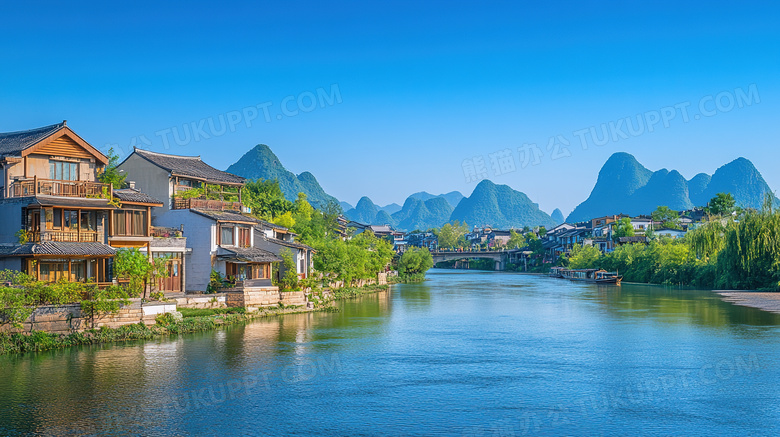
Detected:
left=9, top=177, right=109, bottom=199
left=173, top=197, right=242, bottom=212
left=27, top=230, right=100, bottom=243
left=150, top=226, right=183, bottom=238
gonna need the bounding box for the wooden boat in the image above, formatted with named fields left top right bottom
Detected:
left=554, top=268, right=622, bottom=285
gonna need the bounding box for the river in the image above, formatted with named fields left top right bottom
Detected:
left=1, top=269, right=779, bottom=436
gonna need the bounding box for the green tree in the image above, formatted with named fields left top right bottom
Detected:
left=97, top=147, right=127, bottom=188
left=398, top=247, right=434, bottom=275
left=613, top=217, right=635, bottom=239
left=243, top=178, right=292, bottom=220
left=707, top=192, right=736, bottom=217
left=568, top=244, right=602, bottom=269
left=652, top=206, right=680, bottom=229
left=277, top=248, right=300, bottom=291
left=273, top=211, right=296, bottom=229
left=113, top=248, right=169, bottom=299
left=524, top=232, right=545, bottom=258
left=507, top=230, right=526, bottom=249
left=436, top=221, right=469, bottom=249
left=80, top=284, right=131, bottom=329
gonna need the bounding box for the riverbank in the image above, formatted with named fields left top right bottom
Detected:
left=0, top=284, right=390, bottom=355
left=714, top=291, right=780, bottom=314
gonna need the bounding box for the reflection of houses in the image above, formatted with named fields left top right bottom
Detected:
left=254, top=220, right=314, bottom=280
left=117, top=148, right=279, bottom=291
left=0, top=122, right=157, bottom=284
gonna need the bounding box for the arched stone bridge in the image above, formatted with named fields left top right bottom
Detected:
left=431, top=251, right=507, bottom=270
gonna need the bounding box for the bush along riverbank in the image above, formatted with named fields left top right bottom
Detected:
left=565, top=196, right=780, bottom=290
left=0, top=284, right=391, bottom=356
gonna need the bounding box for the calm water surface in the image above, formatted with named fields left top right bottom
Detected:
left=2, top=269, right=780, bottom=436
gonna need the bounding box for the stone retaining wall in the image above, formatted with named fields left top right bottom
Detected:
left=174, top=294, right=227, bottom=309
left=0, top=299, right=178, bottom=334
left=280, top=291, right=306, bottom=306
left=225, top=286, right=282, bottom=312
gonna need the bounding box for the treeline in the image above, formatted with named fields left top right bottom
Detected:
left=568, top=196, right=780, bottom=290
left=243, top=180, right=396, bottom=288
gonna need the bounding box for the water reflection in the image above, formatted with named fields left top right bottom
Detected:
left=579, top=283, right=780, bottom=330
left=2, top=274, right=780, bottom=436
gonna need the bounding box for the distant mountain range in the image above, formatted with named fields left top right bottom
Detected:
left=226, top=144, right=339, bottom=208
left=225, top=145, right=775, bottom=231
left=343, top=182, right=553, bottom=231
left=451, top=180, right=556, bottom=229
left=344, top=193, right=456, bottom=231
left=566, top=152, right=776, bottom=223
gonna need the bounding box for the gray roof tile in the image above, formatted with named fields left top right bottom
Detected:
left=0, top=242, right=116, bottom=257
left=216, top=246, right=281, bottom=263
left=113, top=188, right=163, bottom=205
left=191, top=209, right=263, bottom=223
left=132, top=148, right=245, bottom=184
left=0, top=122, right=65, bottom=158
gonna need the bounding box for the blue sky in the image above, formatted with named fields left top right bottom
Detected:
left=1, top=1, right=779, bottom=215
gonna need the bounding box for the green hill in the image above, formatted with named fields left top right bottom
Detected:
left=226, top=144, right=339, bottom=208
left=391, top=197, right=453, bottom=231
left=409, top=191, right=464, bottom=208
left=451, top=180, right=556, bottom=229
left=345, top=197, right=380, bottom=224
left=567, top=153, right=777, bottom=222
left=551, top=208, right=565, bottom=225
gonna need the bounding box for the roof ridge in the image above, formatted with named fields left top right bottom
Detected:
left=0, top=122, right=65, bottom=136
left=134, top=147, right=201, bottom=160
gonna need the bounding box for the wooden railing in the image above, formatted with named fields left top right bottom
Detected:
left=9, top=177, right=109, bottom=198
left=150, top=226, right=183, bottom=238
left=27, top=230, right=100, bottom=243
left=173, top=197, right=242, bottom=211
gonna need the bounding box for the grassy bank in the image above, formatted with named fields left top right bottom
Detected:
left=0, top=284, right=390, bottom=356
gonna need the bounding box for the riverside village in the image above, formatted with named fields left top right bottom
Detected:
left=4, top=4, right=780, bottom=436
left=0, top=120, right=775, bottom=348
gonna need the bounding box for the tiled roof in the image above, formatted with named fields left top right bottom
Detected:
left=619, top=236, right=648, bottom=243
left=131, top=148, right=245, bottom=184
left=0, top=122, right=65, bottom=158
left=113, top=188, right=163, bottom=205
left=29, top=195, right=112, bottom=209
left=0, top=242, right=116, bottom=257
left=256, top=232, right=315, bottom=252
left=191, top=209, right=263, bottom=223
left=216, top=246, right=281, bottom=263
left=256, top=219, right=289, bottom=231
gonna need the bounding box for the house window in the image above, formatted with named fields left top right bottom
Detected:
left=49, top=161, right=79, bottom=181
left=80, top=211, right=96, bottom=232
left=237, top=227, right=251, bottom=247
left=220, top=226, right=234, bottom=246
left=63, top=210, right=78, bottom=230
left=114, top=210, right=147, bottom=236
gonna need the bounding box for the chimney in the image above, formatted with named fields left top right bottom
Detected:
left=128, top=181, right=136, bottom=189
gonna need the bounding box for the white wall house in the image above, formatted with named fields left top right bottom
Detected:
left=117, top=148, right=280, bottom=292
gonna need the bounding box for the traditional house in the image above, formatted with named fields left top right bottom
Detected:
left=487, top=230, right=512, bottom=248
left=0, top=122, right=161, bottom=284
left=406, top=231, right=438, bottom=251
left=116, top=148, right=278, bottom=291
left=254, top=220, right=315, bottom=280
